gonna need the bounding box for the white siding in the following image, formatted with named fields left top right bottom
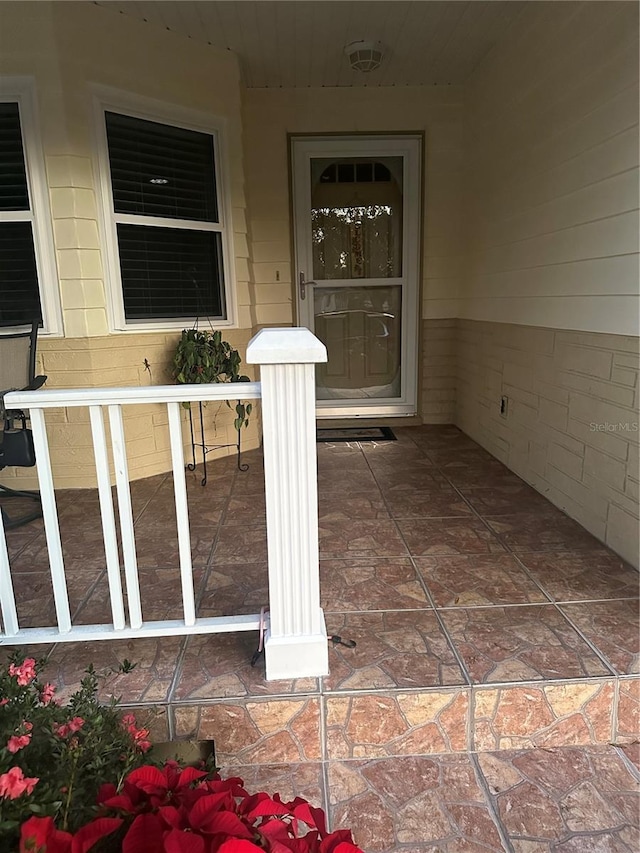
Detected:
left=462, top=1, right=639, bottom=335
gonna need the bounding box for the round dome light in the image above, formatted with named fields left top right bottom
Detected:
left=345, top=40, right=385, bottom=73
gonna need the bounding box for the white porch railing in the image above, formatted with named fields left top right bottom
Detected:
left=0, top=327, right=329, bottom=681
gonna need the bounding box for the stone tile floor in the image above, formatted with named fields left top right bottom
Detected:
left=2, top=425, right=639, bottom=851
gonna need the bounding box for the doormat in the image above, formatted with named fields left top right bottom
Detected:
left=317, top=426, right=396, bottom=443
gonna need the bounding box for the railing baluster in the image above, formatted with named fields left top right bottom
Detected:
left=0, top=515, right=19, bottom=637
left=89, top=406, right=125, bottom=630
left=3, top=376, right=301, bottom=653
left=167, top=402, right=196, bottom=626
left=29, top=408, right=71, bottom=633
left=107, top=405, right=142, bottom=630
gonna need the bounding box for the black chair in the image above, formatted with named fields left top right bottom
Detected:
left=0, top=321, right=47, bottom=529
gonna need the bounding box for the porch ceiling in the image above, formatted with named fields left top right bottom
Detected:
left=93, top=0, right=527, bottom=88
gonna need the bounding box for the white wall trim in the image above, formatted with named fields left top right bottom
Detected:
left=460, top=294, right=640, bottom=336
left=0, top=75, right=63, bottom=336
left=90, top=84, right=238, bottom=333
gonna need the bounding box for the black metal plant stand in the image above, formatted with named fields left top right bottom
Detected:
left=187, top=400, right=248, bottom=486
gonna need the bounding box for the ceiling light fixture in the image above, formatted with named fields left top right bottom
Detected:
left=149, top=177, right=169, bottom=184
left=345, top=40, right=385, bottom=73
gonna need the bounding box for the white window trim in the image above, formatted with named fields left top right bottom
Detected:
left=0, top=76, right=63, bottom=336
left=91, top=86, right=237, bottom=333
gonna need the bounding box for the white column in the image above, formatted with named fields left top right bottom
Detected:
left=246, top=327, right=328, bottom=680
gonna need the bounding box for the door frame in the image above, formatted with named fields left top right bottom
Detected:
left=290, top=133, right=422, bottom=419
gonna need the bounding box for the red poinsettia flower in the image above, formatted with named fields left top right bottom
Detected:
left=320, top=831, right=363, bottom=853
left=19, top=763, right=365, bottom=853
left=19, top=816, right=72, bottom=853
left=70, top=817, right=123, bottom=853
left=217, top=841, right=262, bottom=853
left=121, top=813, right=165, bottom=853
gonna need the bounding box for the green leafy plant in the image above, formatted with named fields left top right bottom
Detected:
left=0, top=654, right=153, bottom=848
left=6, top=655, right=365, bottom=852
left=172, top=329, right=253, bottom=429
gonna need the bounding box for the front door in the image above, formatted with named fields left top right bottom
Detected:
left=291, top=135, right=421, bottom=418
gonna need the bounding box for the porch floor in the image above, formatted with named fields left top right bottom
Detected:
left=2, top=425, right=639, bottom=851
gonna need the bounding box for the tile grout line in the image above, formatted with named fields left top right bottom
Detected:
left=436, top=466, right=524, bottom=557
left=368, top=443, right=628, bottom=694
left=611, top=678, right=620, bottom=746
left=194, top=485, right=234, bottom=608
left=190, top=467, right=240, bottom=625
left=613, top=743, right=640, bottom=782
left=433, top=595, right=638, bottom=610
left=409, top=567, right=474, bottom=687
left=432, top=457, right=616, bottom=563
left=365, top=436, right=520, bottom=704
left=469, top=752, right=516, bottom=853
left=361, top=442, right=476, bottom=691
left=165, top=637, right=189, bottom=741
left=318, top=669, right=328, bottom=773
left=70, top=566, right=108, bottom=621
left=509, top=552, right=557, bottom=603
left=131, top=471, right=170, bottom=526
left=365, top=438, right=535, bottom=565
left=346, top=449, right=633, bottom=679
left=318, top=442, right=624, bottom=754
left=548, top=600, right=619, bottom=677
left=161, top=671, right=622, bottom=708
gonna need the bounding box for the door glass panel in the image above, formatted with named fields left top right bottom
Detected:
left=311, top=157, right=403, bottom=281
left=314, top=285, right=402, bottom=399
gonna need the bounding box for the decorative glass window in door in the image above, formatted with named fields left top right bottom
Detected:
left=310, top=157, right=404, bottom=399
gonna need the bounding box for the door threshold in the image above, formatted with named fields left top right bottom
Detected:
left=316, top=415, right=422, bottom=429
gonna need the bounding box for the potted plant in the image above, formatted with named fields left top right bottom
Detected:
left=20, top=762, right=365, bottom=852
left=2, top=655, right=365, bottom=852
left=0, top=654, right=152, bottom=849
left=171, top=329, right=253, bottom=431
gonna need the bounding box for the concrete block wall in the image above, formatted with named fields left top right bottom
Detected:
left=456, top=320, right=639, bottom=567
left=421, top=319, right=457, bottom=423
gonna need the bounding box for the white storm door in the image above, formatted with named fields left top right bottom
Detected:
left=291, top=135, right=421, bottom=418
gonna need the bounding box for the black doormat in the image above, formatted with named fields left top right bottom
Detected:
left=316, top=426, right=396, bottom=443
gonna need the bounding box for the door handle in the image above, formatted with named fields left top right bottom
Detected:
left=299, top=271, right=317, bottom=301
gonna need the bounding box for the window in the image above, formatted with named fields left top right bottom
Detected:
left=319, top=161, right=392, bottom=183
left=100, top=105, right=233, bottom=329
left=0, top=83, right=59, bottom=332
